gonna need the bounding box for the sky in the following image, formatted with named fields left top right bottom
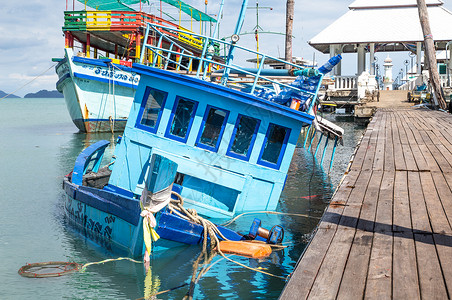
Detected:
left=0, top=0, right=452, bottom=97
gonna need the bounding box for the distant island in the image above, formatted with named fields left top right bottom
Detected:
left=0, top=90, right=20, bottom=98
left=0, top=89, right=63, bottom=98
left=24, top=90, right=63, bottom=98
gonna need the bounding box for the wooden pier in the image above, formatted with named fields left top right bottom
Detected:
left=281, top=108, right=452, bottom=299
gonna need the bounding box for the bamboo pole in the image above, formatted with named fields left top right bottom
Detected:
left=416, top=0, right=447, bottom=109
left=284, top=0, right=294, bottom=69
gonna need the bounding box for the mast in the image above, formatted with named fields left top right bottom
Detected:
left=284, top=0, right=294, bottom=69
left=416, top=0, right=447, bottom=109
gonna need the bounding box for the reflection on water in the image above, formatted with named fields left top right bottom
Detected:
left=0, top=99, right=365, bottom=299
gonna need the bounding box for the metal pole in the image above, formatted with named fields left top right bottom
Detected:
left=308, top=129, right=317, bottom=152
left=212, top=0, right=225, bottom=38
left=303, top=125, right=312, bottom=149
left=328, top=136, right=339, bottom=173
left=221, top=0, right=250, bottom=85
left=320, top=136, right=329, bottom=165
left=314, top=134, right=324, bottom=157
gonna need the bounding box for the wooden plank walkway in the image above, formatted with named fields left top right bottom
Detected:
left=280, top=108, right=452, bottom=300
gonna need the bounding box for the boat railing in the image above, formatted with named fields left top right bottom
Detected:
left=72, top=140, right=110, bottom=186
left=63, top=10, right=204, bottom=52
left=140, top=23, right=323, bottom=113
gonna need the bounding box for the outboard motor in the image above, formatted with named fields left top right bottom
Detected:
left=248, top=218, right=284, bottom=244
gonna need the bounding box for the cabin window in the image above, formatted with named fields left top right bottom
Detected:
left=195, top=105, right=229, bottom=152
left=136, top=87, right=167, bottom=133
left=257, top=123, right=291, bottom=169
left=165, top=97, right=198, bottom=143
left=226, top=114, right=260, bottom=161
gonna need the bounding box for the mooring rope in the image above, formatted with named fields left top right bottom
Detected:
left=220, top=211, right=321, bottom=227
left=168, top=191, right=288, bottom=300
left=18, top=257, right=142, bottom=278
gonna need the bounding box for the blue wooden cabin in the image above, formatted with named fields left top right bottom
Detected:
left=105, top=64, right=315, bottom=219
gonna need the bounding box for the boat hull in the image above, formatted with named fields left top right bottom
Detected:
left=55, top=49, right=139, bottom=133
left=63, top=176, right=244, bottom=257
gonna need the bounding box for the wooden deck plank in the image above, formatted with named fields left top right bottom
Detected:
left=281, top=108, right=452, bottom=300
left=410, top=143, right=430, bottom=172
left=280, top=227, right=337, bottom=300
left=306, top=227, right=355, bottom=300
left=415, top=233, right=449, bottom=300
left=435, top=144, right=452, bottom=172
left=396, top=114, right=409, bottom=145
left=384, top=115, right=395, bottom=171
left=336, top=230, right=373, bottom=300
left=408, top=171, right=431, bottom=233
left=357, top=171, right=383, bottom=232
left=391, top=114, right=407, bottom=171
left=339, top=171, right=373, bottom=229
left=433, top=234, right=452, bottom=298
left=350, top=130, right=371, bottom=171
left=362, top=124, right=379, bottom=171
left=364, top=232, right=393, bottom=300
left=419, top=172, right=452, bottom=234
left=321, top=169, right=361, bottom=228
left=402, top=143, right=418, bottom=171
left=424, top=143, right=452, bottom=174
left=393, top=171, right=412, bottom=232
left=393, top=232, right=421, bottom=300
left=373, top=114, right=386, bottom=171
left=419, top=144, right=441, bottom=172
left=374, top=171, right=394, bottom=233
left=431, top=172, right=452, bottom=230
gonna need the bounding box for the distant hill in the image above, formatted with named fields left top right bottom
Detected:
left=24, top=90, right=63, bottom=98
left=0, top=90, right=20, bottom=98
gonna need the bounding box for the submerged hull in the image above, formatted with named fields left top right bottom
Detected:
left=55, top=49, right=139, bottom=133
left=63, top=176, right=244, bottom=257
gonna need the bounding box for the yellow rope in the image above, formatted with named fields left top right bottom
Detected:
left=80, top=257, right=141, bottom=272
left=221, top=211, right=321, bottom=227
left=219, top=252, right=287, bottom=280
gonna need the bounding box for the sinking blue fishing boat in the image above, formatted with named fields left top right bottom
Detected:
left=62, top=0, right=343, bottom=258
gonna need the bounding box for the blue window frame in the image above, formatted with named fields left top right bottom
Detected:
left=195, top=105, right=229, bottom=152
left=257, top=123, right=291, bottom=169
left=135, top=86, right=167, bottom=133
left=226, top=114, right=260, bottom=161
left=165, top=96, right=198, bottom=143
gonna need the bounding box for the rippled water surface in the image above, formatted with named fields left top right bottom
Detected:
left=0, top=98, right=365, bottom=299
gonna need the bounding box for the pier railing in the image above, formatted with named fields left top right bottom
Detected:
left=334, top=76, right=357, bottom=90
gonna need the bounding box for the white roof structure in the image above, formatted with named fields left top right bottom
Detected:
left=309, top=0, right=452, bottom=53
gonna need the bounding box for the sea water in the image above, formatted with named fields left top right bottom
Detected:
left=0, top=98, right=364, bottom=299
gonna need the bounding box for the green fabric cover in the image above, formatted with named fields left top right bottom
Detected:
left=160, top=0, right=217, bottom=22
left=77, top=0, right=135, bottom=11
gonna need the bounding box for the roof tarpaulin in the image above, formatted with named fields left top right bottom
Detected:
left=160, top=0, right=217, bottom=22
left=77, top=0, right=136, bottom=11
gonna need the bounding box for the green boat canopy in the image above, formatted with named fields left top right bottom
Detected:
left=77, top=0, right=135, bottom=11
left=160, top=0, right=217, bottom=22
left=77, top=0, right=216, bottom=23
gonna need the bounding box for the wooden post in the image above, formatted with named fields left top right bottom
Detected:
left=416, top=0, right=447, bottom=109
left=284, top=0, right=294, bottom=69
left=86, top=34, right=91, bottom=58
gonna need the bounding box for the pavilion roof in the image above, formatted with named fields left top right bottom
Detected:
left=309, top=0, right=452, bottom=54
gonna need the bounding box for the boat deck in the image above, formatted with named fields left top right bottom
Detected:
left=281, top=108, right=452, bottom=299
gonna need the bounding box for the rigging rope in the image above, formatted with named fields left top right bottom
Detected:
left=1, top=64, right=57, bottom=100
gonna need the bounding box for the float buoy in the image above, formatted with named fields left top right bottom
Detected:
left=218, top=241, right=272, bottom=258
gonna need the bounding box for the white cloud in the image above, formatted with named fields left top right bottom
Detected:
left=1, top=0, right=451, bottom=96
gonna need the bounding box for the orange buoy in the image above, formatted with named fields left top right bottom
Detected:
left=218, top=241, right=272, bottom=259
